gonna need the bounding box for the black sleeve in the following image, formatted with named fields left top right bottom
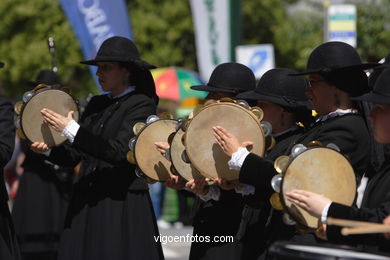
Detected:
left=326, top=202, right=390, bottom=245
left=72, top=95, right=155, bottom=165
left=0, top=97, right=15, bottom=167
left=49, top=142, right=82, bottom=168
left=239, top=153, right=276, bottom=202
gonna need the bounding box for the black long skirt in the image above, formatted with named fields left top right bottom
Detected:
left=0, top=201, right=20, bottom=260
left=58, top=190, right=164, bottom=260
left=12, top=168, right=70, bottom=259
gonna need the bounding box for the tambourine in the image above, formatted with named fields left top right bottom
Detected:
left=127, top=114, right=178, bottom=183
left=168, top=124, right=203, bottom=181
left=182, top=98, right=272, bottom=181
left=270, top=142, right=356, bottom=229
left=14, top=84, right=79, bottom=146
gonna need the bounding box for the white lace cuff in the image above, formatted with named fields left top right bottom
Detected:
left=61, top=120, right=80, bottom=144
left=228, top=147, right=250, bottom=171
left=199, top=185, right=221, bottom=202
left=321, top=202, right=332, bottom=223
left=235, top=184, right=255, bottom=196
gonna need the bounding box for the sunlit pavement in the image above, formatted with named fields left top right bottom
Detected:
left=160, top=226, right=193, bottom=260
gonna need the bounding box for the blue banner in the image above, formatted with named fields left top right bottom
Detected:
left=60, top=0, right=133, bottom=91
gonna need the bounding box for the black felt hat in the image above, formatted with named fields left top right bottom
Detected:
left=293, top=42, right=381, bottom=97
left=354, top=68, right=390, bottom=104
left=368, top=54, right=390, bottom=89
left=30, top=70, right=60, bottom=86
left=238, top=68, right=312, bottom=109
left=191, top=62, right=256, bottom=94
left=294, top=41, right=380, bottom=76
left=81, top=36, right=155, bottom=69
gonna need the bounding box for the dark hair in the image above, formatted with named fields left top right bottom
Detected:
left=120, top=62, right=159, bottom=105
left=320, top=69, right=369, bottom=97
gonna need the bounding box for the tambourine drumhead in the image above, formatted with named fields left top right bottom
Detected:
left=281, top=147, right=356, bottom=229
left=269, top=242, right=390, bottom=260
left=170, top=128, right=202, bottom=181
left=20, top=89, right=79, bottom=147
left=134, top=119, right=177, bottom=181
left=185, top=102, right=265, bottom=180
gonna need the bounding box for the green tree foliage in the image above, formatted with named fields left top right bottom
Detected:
left=355, top=1, right=390, bottom=61
left=0, top=0, right=96, bottom=98
left=272, top=1, right=323, bottom=70
left=241, top=0, right=322, bottom=70
left=127, top=0, right=197, bottom=70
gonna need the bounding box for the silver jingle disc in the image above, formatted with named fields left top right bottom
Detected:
left=271, top=174, right=283, bottom=193
left=176, top=118, right=185, bottom=131
left=236, top=99, right=250, bottom=110
left=22, top=91, right=34, bottom=103
left=14, top=116, right=20, bottom=129
left=283, top=213, right=296, bottom=226
left=326, top=143, right=341, bottom=152
left=291, top=144, right=307, bottom=158
left=135, top=167, right=144, bottom=178
left=261, top=121, right=273, bottom=136
left=128, top=137, right=136, bottom=151
left=146, top=115, right=159, bottom=124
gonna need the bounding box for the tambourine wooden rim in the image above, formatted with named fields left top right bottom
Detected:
left=184, top=102, right=266, bottom=180
left=134, top=119, right=177, bottom=182
left=20, top=87, right=79, bottom=147
left=280, top=147, right=356, bottom=229
left=170, top=128, right=202, bottom=181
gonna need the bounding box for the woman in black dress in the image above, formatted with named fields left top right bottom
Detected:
left=12, top=70, right=73, bottom=260
left=286, top=67, right=390, bottom=254
left=31, top=36, right=164, bottom=260
left=212, top=68, right=313, bottom=260
left=156, top=62, right=257, bottom=260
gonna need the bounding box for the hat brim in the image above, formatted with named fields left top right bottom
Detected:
left=352, top=92, right=390, bottom=104
left=28, top=81, right=60, bottom=87
left=80, top=58, right=156, bottom=69
left=237, top=90, right=314, bottom=109
left=190, top=85, right=237, bottom=94
left=291, top=63, right=381, bottom=76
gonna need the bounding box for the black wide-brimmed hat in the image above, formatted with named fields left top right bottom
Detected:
left=238, top=68, right=312, bottom=109
left=191, top=62, right=256, bottom=93
left=30, top=70, right=60, bottom=86
left=354, top=68, right=390, bottom=104
left=294, top=41, right=380, bottom=76
left=368, top=53, right=390, bottom=88
left=293, top=42, right=380, bottom=97
left=81, top=36, right=155, bottom=69
left=0, top=61, right=4, bottom=68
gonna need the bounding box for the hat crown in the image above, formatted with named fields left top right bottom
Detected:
left=35, top=70, right=60, bottom=85
left=208, top=62, right=256, bottom=92
left=374, top=68, right=390, bottom=96
left=96, top=36, right=140, bottom=61
left=307, top=41, right=362, bottom=72
left=256, top=68, right=308, bottom=102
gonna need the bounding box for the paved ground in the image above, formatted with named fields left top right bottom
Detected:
left=160, top=226, right=193, bottom=260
